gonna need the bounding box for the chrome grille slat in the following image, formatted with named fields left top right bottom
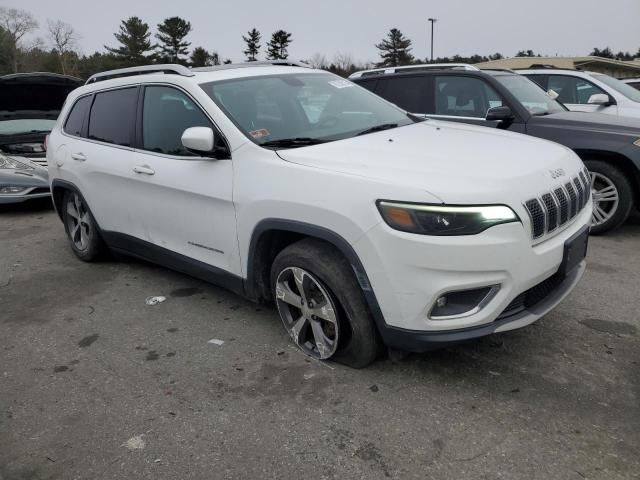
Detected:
left=524, top=173, right=587, bottom=240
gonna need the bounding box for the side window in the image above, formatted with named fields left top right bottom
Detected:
left=547, top=75, right=606, bottom=104
left=142, top=86, right=213, bottom=156
left=88, top=88, right=137, bottom=146
left=524, top=74, right=548, bottom=90
left=63, top=96, right=92, bottom=137
left=354, top=79, right=378, bottom=93
left=376, top=76, right=428, bottom=113
left=433, top=76, right=503, bottom=118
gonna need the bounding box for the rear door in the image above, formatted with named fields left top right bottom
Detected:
left=70, top=86, right=140, bottom=236
left=131, top=84, right=238, bottom=274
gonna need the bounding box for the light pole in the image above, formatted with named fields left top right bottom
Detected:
left=428, top=18, right=437, bottom=63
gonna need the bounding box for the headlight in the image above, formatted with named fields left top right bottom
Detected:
left=377, top=201, right=520, bottom=235
left=0, top=153, right=33, bottom=170
left=634, top=138, right=640, bottom=147
left=0, top=186, right=29, bottom=194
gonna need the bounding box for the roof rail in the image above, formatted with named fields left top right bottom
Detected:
left=86, top=64, right=195, bottom=84
left=349, top=63, right=480, bottom=79
left=191, top=60, right=312, bottom=72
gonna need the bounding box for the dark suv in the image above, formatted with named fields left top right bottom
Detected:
left=351, top=66, right=640, bottom=234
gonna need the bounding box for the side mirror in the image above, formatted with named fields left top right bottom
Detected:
left=181, top=127, right=219, bottom=157
left=486, top=106, right=514, bottom=122
left=588, top=93, right=612, bottom=106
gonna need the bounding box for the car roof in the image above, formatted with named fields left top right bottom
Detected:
left=350, top=68, right=513, bottom=81
left=519, top=68, right=598, bottom=76
left=0, top=72, right=83, bottom=84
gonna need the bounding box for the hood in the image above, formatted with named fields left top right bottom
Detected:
left=0, top=73, right=82, bottom=121
left=276, top=120, right=583, bottom=204
left=530, top=111, right=640, bottom=136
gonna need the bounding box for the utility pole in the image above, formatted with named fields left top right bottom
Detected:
left=428, top=18, right=437, bottom=62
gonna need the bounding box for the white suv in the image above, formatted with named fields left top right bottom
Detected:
left=522, top=68, right=640, bottom=119
left=47, top=62, right=591, bottom=367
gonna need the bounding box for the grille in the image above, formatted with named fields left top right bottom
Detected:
left=524, top=173, right=588, bottom=240
left=497, top=271, right=565, bottom=320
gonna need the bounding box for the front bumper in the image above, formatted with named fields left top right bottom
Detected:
left=354, top=205, right=591, bottom=350
left=0, top=166, right=51, bottom=204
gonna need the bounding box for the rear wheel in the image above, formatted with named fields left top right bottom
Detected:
left=584, top=160, right=634, bottom=234
left=62, top=190, right=106, bottom=261
left=271, top=238, right=381, bottom=368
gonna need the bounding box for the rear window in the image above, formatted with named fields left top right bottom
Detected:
left=64, top=96, right=92, bottom=137
left=88, top=88, right=137, bottom=146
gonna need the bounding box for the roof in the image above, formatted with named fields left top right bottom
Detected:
left=349, top=63, right=479, bottom=79
left=474, top=56, right=640, bottom=75
left=0, top=72, right=83, bottom=84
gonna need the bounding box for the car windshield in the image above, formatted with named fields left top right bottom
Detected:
left=592, top=74, right=640, bottom=103
left=494, top=74, right=566, bottom=116
left=0, top=119, right=57, bottom=135
left=200, top=72, right=419, bottom=147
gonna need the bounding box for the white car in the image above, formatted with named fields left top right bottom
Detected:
left=47, top=62, right=591, bottom=367
left=521, top=68, right=640, bottom=118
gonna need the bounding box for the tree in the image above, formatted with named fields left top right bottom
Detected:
left=589, top=47, right=614, bottom=59
left=190, top=47, right=213, bottom=67
left=105, top=17, right=154, bottom=66
left=266, top=30, right=292, bottom=60
left=307, top=52, right=328, bottom=69
left=516, top=50, right=539, bottom=57
left=47, top=19, right=77, bottom=74
left=156, top=16, right=191, bottom=63
left=242, top=28, right=261, bottom=61
left=0, top=7, right=38, bottom=72
left=375, top=28, right=414, bottom=67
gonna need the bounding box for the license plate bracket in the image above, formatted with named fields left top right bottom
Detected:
left=558, top=226, right=589, bottom=277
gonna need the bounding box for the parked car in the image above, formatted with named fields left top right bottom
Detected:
left=0, top=73, right=82, bottom=204
left=518, top=67, right=640, bottom=119
left=351, top=65, right=640, bottom=234
left=48, top=63, right=590, bottom=367
left=623, top=78, right=640, bottom=91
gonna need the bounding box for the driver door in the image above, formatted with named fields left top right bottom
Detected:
left=131, top=84, right=240, bottom=276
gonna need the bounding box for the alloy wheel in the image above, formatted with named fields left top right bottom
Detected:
left=590, top=171, right=619, bottom=227
left=66, top=192, right=91, bottom=250
left=275, top=267, right=339, bottom=360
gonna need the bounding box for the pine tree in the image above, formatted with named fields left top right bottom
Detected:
left=156, top=17, right=191, bottom=63
left=266, top=30, right=292, bottom=60
left=375, top=28, right=414, bottom=67
left=242, top=28, right=261, bottom=61
left=190, top=47, right=211, bottom=67
left=105, top=17, right=154, bottom=65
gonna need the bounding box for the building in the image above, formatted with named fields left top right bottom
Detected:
left=475, top=56, right=640, bottom=79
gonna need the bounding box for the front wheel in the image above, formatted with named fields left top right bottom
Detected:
left=270, top=238, right=381, bottom=368
left=584, top=160, right=634, bottom=235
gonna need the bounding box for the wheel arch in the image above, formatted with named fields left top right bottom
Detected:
left=574, top=149, right=640, bottom=204
left=51, top=179, right=82, bottom=222
left=245, top=219, right=388, bottom=330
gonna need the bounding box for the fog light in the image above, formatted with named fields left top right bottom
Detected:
left=430, top=285, right=500, bottom=319
left=0, top=186, right=28, bottom=194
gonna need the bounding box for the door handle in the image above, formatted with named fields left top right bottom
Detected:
left=133, top=165, right=155, bottom=175
left=71, top=152, right=86, bottom=161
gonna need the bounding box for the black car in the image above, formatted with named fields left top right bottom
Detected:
left=0, top=73, right=82, bottom=204
left=351, top=66, right=640, bottom=234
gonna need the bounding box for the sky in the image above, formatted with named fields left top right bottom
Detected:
left=12, top=0, right=640, bottom=64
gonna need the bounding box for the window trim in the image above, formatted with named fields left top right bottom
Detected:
left=136, top=82, right=231, bottom=160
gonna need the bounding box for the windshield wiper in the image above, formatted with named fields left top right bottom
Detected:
left=355, top=123, right=399, bottom=137
left=260, top=137, right=327, bottom=148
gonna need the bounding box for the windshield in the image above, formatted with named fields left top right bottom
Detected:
left=200, top=73, right=418, bottom=147
left=592, top=74, right=640, bottom=103
left=494, top=74, right=566, bottom=116
left=0, top=119, right=56, bottom=136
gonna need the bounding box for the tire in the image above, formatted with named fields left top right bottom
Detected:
left=584, top=160, right=634, bottom=235
left=270, top=238, right=381, bottom=368
left=61, top=190, right=106, bottom=261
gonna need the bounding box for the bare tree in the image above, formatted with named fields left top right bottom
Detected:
left=332, top=52, right=354, bottom=72
left=308, top=52, right=328, bottom=69
left=0, top=7, right=38, bottom=72
left=47, top=19, right=77, bottom=74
